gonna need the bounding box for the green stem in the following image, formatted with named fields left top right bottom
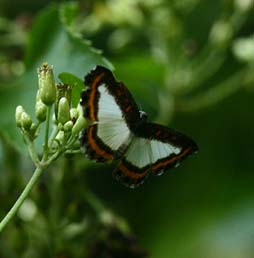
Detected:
left=66, top=135, right=78, bottom=147
left=49, top=125, right=59, bottom=148
left=44, top=150, right=62, bottom=166
left=0, top=166, right=44, bottom=232
left=43, top=106, right=51, bottom=159
left=24, top=135, right=40, bottom=166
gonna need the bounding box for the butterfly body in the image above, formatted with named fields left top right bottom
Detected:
left=79, top=66, right=198, bottom=188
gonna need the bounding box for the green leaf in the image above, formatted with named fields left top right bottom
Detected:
left=24, top=4, right=59, bottom=68
left=59, top=2, right=79, bottom=28
left=0, top=3, right=112, bottom=154
left=58, top=72, right=84, bottom=107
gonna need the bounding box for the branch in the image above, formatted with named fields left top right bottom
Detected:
left=0, top=166, right=44, bottom=232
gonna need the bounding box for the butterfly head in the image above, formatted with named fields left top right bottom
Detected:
left=139, top=110, right=148, bottom=122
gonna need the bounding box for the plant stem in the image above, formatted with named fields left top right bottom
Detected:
left=0, top=166, right=44, bottom=232
left=24, top=134, right=40, bottom=166
left=49, top=125, right=59, bottom=148
left=43, top=106, right=51, bottom=159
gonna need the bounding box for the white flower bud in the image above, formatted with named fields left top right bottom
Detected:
left=64, top=121, right=73, bottom=131
left=57, top=97, right=70, bottom=125
left=55, top=131, right=65, bottom=144
left=72, top=115, right=86, bottom=135
left=15, top=105, right=25, bottom=127
left=70, top=108, right=79, bottom=120
left=38, top=63, right=56, bottom=106
left=35, top=99, right=47, bottom=122
left=21, top=112, right=32, bottom=130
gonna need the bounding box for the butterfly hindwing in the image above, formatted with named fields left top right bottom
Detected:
left=113, top=137, right=151, bottom=188
left=144, top=123, right=198, bottom=174
left=114, top=123, right=198, bottom=188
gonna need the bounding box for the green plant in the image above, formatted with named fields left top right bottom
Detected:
left=0, top=1, right=253, bottom=257
left=0, top=62, right=86, bottom=231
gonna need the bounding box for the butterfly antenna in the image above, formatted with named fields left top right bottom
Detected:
left=139, top=102, right=143, bottom=112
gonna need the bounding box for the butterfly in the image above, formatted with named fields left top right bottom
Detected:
left=79, top=66, right=198, bottom=188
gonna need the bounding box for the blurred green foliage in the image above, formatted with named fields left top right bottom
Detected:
left=0, top=0, right=254, bottom=258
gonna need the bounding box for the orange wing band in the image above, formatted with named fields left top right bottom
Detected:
left=88, top=126, right=113, bottom=160
left=118, top=164, right=149, bottom=179
left=88, top=73, right=105, bottom=121
left=152, top=147, right=191, bottom=171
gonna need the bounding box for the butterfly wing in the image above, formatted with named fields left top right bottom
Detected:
left=114, top=123, right=198, bottom=188
left=79, top=66, right=140, bottom=162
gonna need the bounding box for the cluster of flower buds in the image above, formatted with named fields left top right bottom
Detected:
left=15, top=62, right=86, bottom=148
left=54, top=98, right=86, bottom=145
left=15, top=104, right=39, bottom=141
left=54, top=82, right=86, bottom=145
left=15, top=105, right=33, bottom=130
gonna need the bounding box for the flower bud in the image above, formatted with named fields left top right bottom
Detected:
left=55, top=131, right=65, bottom=144
left=70, top=108, right=79, bottom=120
left=55, top=83, right=72, bottom=119
left=29, top=123, right=38, bottom=139
left=64, top=121, right=73, bottom=131
left=35, top=99, right=47, bottom=122
left=56, top=83, right=72, bottom=105
left=58, top=97, right=70, bottom=124
left=58, top=123, right=64, bottom=131
left=15, top=105, right=25, bottom=127
left=72, top=115, right=86, bottom=135
left=38, top=63, right=56, bottom=106
left=21, top=112, right=32, bottom=130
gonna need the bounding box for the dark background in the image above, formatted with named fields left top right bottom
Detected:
left=0, top=0, right=254, bottom=257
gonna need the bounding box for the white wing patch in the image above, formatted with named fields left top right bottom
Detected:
left=124, top=138, right=182, bottom=168
left=98, top=85, right=123, bottom=120
left=97, top=85, right=131, bottom=150
left=95, top=85, right=182, bottom=165
left=150, top=140, right=181, bottom=163
left=124, top=138, right=151, bottom=168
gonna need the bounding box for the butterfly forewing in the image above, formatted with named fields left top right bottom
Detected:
left=97, top=85, right=131, bottom=151
left=80, top=66, right=139, bottom=162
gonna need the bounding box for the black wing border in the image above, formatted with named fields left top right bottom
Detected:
left=81, top=65, right=140, bottom=130
left=114, top=123, right=198, bottom=188
left=79, top=65, right=141, bottom=163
